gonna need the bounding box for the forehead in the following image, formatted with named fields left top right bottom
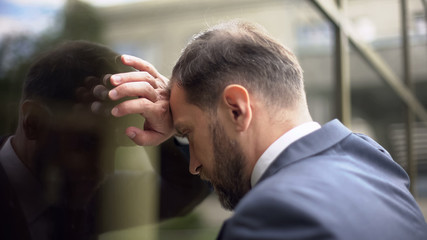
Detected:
left=170, top=84, right=207, bottom=129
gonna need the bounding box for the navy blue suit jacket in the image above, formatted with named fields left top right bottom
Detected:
left=218, top=120, right=427, bottom=240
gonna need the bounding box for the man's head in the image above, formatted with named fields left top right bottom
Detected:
left=169, top=20, right=310, bottom=210
left=14, top=40, right=132, bottom=206
left=23, top=40, right=129, bottom=108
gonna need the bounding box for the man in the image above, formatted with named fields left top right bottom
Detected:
left=0, top=40, right=209, bottom=240
left=110, top=20, right=427, bottom=239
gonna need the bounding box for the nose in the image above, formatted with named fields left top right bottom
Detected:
left=189, top=148, right=201, bottom=175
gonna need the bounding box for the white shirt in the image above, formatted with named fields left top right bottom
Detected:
left=251, top=122, right=321, bottom=187
left=0, top=136, right=52, bottom=240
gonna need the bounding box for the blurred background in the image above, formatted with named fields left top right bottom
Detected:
left=1, top=0, right=426, bottom=239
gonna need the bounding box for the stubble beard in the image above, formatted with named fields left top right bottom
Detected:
left=209, top=119, right=251, bottom=211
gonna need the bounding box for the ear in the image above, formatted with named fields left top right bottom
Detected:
left=21, top=100, right=51, bottom=140
left=221, top=84, right=252, bottom=132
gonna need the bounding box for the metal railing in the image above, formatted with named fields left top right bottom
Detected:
left=310, top=0, right=427, bottom=195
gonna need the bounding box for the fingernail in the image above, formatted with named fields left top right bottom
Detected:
left=109, top=89, right=118, bottom=99
left=91, top=101, right=102, bottom=114
left=111, top=107, right=119, bottom=116
left=127, top=131, right=136, bottom=139
left=111, top=75, right=121, bottom=84
left=122, top=54, right=132, bottom=62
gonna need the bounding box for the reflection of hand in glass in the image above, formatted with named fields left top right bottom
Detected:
left=73, top=74, right=132, bottom=147
left=72, top=75, right=110, bottom=116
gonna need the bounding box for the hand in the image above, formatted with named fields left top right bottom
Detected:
left=107, top=55, right=174, bottom=146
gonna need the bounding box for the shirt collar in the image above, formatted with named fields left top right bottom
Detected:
left=0, top=136, right=50, bottom=224
left=250, top=121, right=321, bottom=187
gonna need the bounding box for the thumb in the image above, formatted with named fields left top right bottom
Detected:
left=125, top=126, right=171, bottom=146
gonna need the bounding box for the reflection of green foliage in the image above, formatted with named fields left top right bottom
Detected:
left=0, top=35, right=36, bottom=134
left=60, top=0, right=104, bottom=42
left=158, top=212, right=221, bottom=240
left=0, top=34, right=35, bottom=134
left=159, top=212, right=205, bottom=230
left=0, top=0, right=104, bottom=135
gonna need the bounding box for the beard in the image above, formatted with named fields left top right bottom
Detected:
left=208, top=119, right=251, bottom=211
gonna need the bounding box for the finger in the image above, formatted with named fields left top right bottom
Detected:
left=91, top=101, right=112, bottom=116
left=111, top=97, right=157, bottom=117
left=102, top=74, right=114, bottom=89
left=93, top=85, right=109, bottom=100
left=109, top=82, right=158, bottom=102
left=91, top=101, right=103, bottom=114
left=110, top=71, right=158, bottom=88
left=125, top=126, right=169, bottom=146
left=120, top=55, right=160, bottom=79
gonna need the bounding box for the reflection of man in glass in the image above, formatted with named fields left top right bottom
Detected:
left=0, top=41, right=210, bottom=240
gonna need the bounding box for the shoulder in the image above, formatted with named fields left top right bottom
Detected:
left=236, top=169, right=342, bottom=219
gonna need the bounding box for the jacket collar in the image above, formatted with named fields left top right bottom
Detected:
left=257, top=119, right=352, bottom=185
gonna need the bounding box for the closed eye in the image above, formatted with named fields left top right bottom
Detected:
left=174, top=130, right=190, bottom=145
left=176, top=132, right=188, bottom=139
left=174, top=122, right=191, bottom=142
left=175, top=127, right=189, bottom=139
